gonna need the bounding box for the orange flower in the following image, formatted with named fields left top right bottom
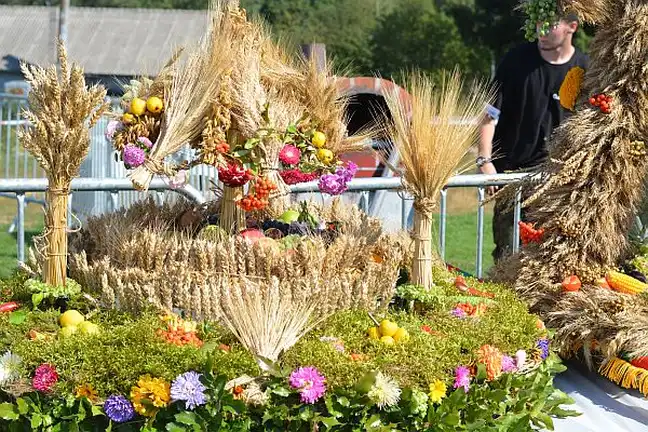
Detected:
left=476, top=344, right=503, bottom=380
left=75, top=383, right=98, bottom=402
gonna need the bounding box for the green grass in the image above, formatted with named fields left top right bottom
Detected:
left=0, top=224, right=43, bottom=279
left=432, top=211, right=495, bottom=276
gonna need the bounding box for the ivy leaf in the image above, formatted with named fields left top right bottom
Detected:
left=271, top=386, right=291, bottom=397
left=337, top=396, right=350, bottom=407
left=318, top=415, right=341, bottom=429
left=91, top=405, right=104, bottom=417
left=0, top=403, right=19, bottom=420
left=9, top=310, right=27, bottom=325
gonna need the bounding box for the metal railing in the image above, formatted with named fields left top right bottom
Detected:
left=0, top=173, right=528, bottom=278
left=0, top=178, right=205, bottom=263
left=292, top=173, right=529, bottom=278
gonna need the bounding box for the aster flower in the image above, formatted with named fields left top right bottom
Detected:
left=450, top=307, right=467, bottom=319
left=75, top=383, right=98, bottom=402
left=515, top=350, right=527, bottom=369
left=171, top=371, right=208, bottom=410
left=336, top=161, right=358, bottom=183
left=104, top=395, right=135, bottom=423
left=428, top=379, right=447, bottom=403
left=130, top=375, right=171, bottom=417
left=168, top=170, right=188, bottom=189
left=0, top=351, right=21, bottom=385
left=137, top=136, right=153, bottom=149
left=537, top=338, right=550, bottom=360
left=279, top=145, right=301, bottom=165
left=123, top=144, right=146, bottom=168
left=289, top=366, right=327, bottom=404
left=318, top=173, right=347, bottom=195
left=32, top=363, right=58, bottom=392
left=280, top=169, right=320, bottom=185
left=453, top=366, right=470, bottom=393
left=476, top=344, right=503, bottom=380
left=501, top=355, right=517, bottom=373
left=368, top=372, right=401, bottom=409
left=105, top=120, right=123, bottom=141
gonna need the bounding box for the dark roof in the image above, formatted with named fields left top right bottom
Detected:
left=0, top=5, right=207, bottom=76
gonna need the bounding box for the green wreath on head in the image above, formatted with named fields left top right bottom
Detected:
left=520, top=0, right=560, bottom=41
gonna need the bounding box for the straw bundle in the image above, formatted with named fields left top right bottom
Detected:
left=219, top=277, right=320, bottom=370
left=128, top=1, right=239, bottom=190
left=19, top=41, right=108, bottom=287
left=381, top=70, right=494, bottom=289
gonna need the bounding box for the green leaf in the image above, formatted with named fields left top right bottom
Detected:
left=337, top=396, right=350, bottom=407
left=442, top=412, right=460, bottom=426
left=30, top=413, right=43, bottom=428
left=91, top=405, right=104, bottom=417
left=31, top=292, right=44, bottom=308
left=166, top=423, right=187, bottom=432
left=175, top=411, right=198, bottom=426
left=0, top=403, right=19, bottom=420
left=271, top=386, right=291, bottom=397
left=9, top=310, right=27, bottom=325
left=534, top=413, right=554, bottom=430
left=318, top=416, right=341, bottom=429
left=16, top=398, right=28, bottom=415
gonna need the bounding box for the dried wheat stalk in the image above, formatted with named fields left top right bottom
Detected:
left=381, top=70, right=494, bottom=289
left=19, top=41, right=108, bottom=286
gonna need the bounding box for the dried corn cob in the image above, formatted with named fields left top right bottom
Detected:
left=605, top=270, right=648, bottom=295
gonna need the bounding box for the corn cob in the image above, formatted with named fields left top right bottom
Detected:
left=605, top=270, right=648, bottom=295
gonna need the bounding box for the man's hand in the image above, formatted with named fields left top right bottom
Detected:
left=479, top=161, right=498, bottom=196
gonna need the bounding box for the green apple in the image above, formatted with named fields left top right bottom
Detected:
left=78, top=321, right=100, bottom=336
left=58, top=325, right=78, bottom=338
left=279, top=209, right=300, bottom=224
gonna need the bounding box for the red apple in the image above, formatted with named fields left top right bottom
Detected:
left=239, top=228, right=265, bottom=243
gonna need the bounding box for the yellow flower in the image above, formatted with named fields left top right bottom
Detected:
left=428, top=379, right=447, bottom=403
left=559, top=66, right=585, bottom=111
left=75, top=383, right=98, bottom=402
left=130, top=375, right=171, bottom=417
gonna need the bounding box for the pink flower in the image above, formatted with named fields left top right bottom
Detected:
left=279, top=145, right=301, bottom=165
left=336, top=161, right=358, bottom=182
left=515, top=350, right=527, bottom=369
left=168, top=170, right=188, bottom=189
left=33, top=363, right=58, bottom=392
left=123, top=144, right=146, bottom=168
left=318, top=173, right=347, bottom=195
left=289, top=366, right=326, bottom=404
left=450, top=308, right=467, bottom=319
left=501, top=355, right=517, bottom=373
left=453, top=366, right=470, bottom=393
left=280, top=169, right=319, bottom=185
left=137, top=136, right=153, bottom=149
left=105, top=120, right=123, bottom=140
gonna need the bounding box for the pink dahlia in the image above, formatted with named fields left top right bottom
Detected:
left=33, top=363, right=58, bottom=392
left=318, top=173, right=347, bottom=195
left=123, top=144, right=146, bottom=168
left=279, top=145, right=301, bottom=165
left=453, top=366, right=470, bottom=393
left=289, top=366, right=326, bottom=404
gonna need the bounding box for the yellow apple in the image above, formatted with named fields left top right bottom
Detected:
left=379, top=320, right=399, bottom=338
left=59, top=310, right=84, bottom=328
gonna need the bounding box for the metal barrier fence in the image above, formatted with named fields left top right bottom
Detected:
left=0, top=173, right=527, bottom=278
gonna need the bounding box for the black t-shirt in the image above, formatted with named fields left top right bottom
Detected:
left=489, top=42, right=589, bottom=172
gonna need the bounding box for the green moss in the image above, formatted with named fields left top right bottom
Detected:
left=282, top=271, right=541, bottom=390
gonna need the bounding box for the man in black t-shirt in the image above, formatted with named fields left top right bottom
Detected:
left=478, top=12, right=589, bottom=263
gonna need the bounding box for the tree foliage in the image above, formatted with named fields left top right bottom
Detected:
left=5, top=0, right=596, bottom=80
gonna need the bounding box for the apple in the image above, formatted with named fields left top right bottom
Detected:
left=78, top=321, right=100, bottom=336
left=239, top=228, right=265, bottom=243
left=379, top=320, right=399, bottom=338
left=380, top=336, right=395, bottom=346
left=393, top=328, right=410, bottom=343
left=279, top=210, right=300, bottom=224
